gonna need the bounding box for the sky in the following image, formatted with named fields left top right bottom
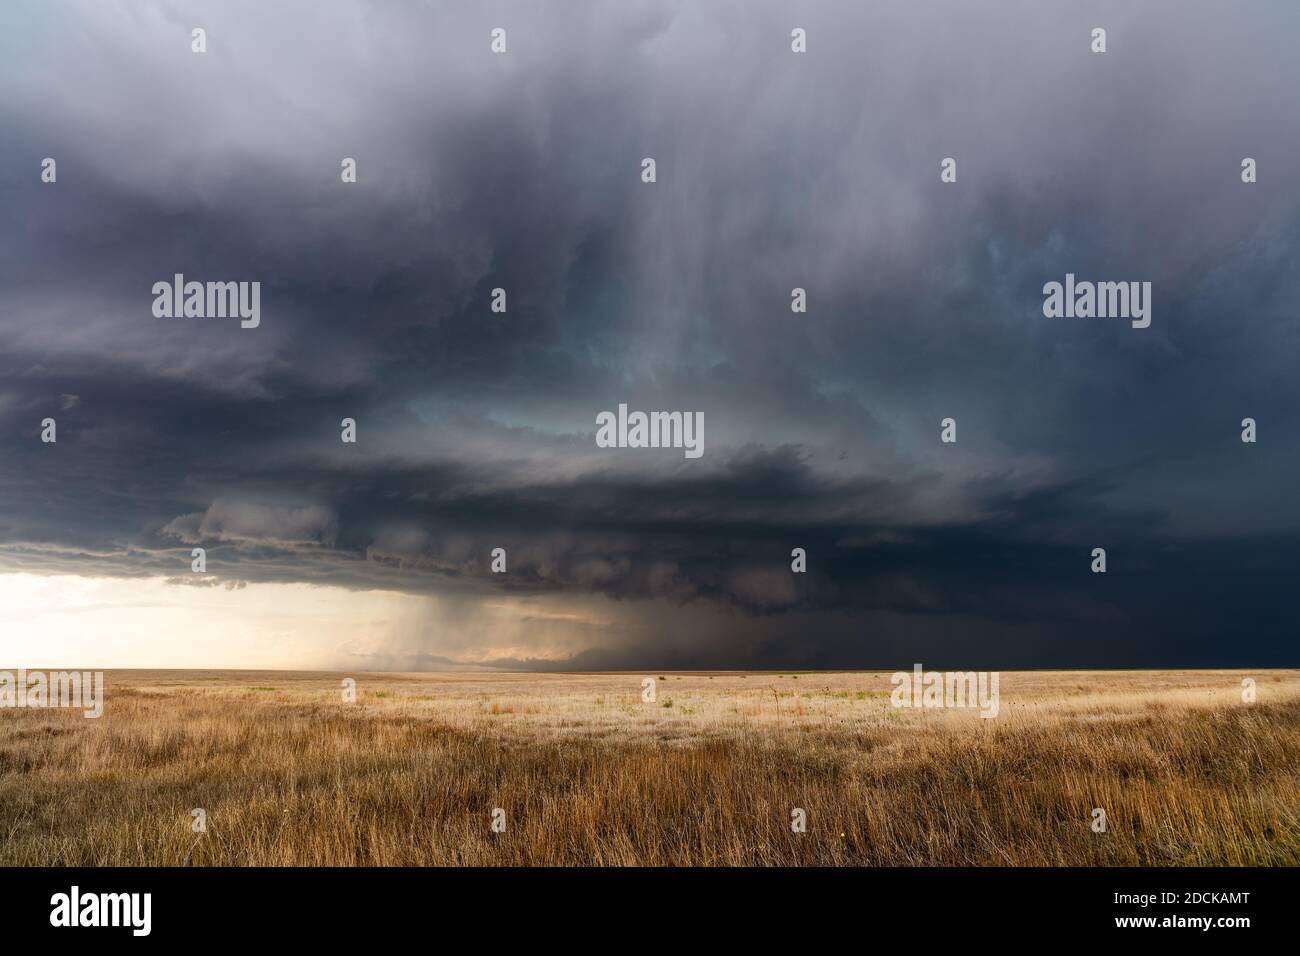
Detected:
left=1, top=0, right=1298, bottom=670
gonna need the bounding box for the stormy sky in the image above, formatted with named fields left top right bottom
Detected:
left=2, top=0, right=1298, bottom=670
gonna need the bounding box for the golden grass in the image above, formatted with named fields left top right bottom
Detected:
left=1, top=669, right=1297, bottom=866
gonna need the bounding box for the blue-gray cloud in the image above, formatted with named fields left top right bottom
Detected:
left=1, top=0, right=1298, bottom=667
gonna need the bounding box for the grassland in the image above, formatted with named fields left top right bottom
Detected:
left=1, top=669, right=1297, bottom=866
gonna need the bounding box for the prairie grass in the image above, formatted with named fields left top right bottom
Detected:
left=1, top=669, right=1296, bottom=866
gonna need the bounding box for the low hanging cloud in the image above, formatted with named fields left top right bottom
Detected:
left=162, top=499, right=339, bottom=548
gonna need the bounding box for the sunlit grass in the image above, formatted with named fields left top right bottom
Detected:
left=1, top=669, right=1296, bottom=866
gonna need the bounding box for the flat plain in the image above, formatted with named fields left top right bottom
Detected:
left=1, top=669, right=1297, bottom=866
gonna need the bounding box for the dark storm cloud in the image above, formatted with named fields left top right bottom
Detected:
left=1, top=0, right=1299, bottom=667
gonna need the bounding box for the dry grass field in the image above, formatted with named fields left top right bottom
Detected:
left=1, top=669, right=1297, bottom=866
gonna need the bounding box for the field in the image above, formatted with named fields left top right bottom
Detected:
left=2, top=669, right=1298, bottom=866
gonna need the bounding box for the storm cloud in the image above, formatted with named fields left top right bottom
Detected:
left=2, top=0, right=1299, bottom=668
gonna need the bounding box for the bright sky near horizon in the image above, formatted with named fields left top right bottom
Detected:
left=0, top=571, right=630, bottom=670
left=0, top=572, right=416, bottom=669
